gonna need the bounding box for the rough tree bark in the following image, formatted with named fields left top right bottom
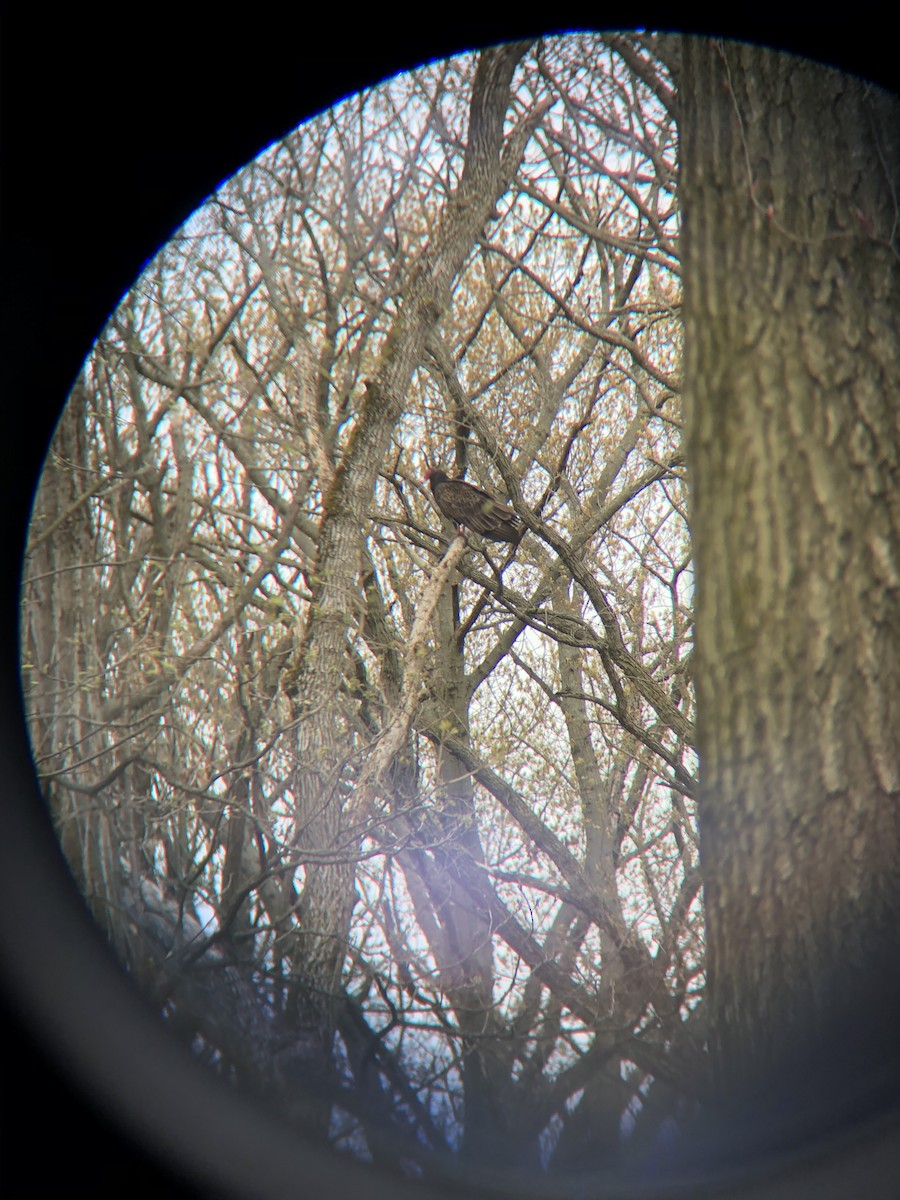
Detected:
left=285, top=41, right=546, bottom=1088
left=680, top=38, right=900, bottom=1146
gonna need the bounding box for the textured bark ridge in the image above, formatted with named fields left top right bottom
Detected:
left=285, top=43, right=544, bottom=1092
left=680, top=38, right=900, bottom=1135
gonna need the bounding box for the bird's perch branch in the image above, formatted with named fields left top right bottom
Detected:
left=349, top=532, right=468, bottom=816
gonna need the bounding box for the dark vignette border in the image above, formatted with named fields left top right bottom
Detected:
left=1, top=15, right=898, bottom=1199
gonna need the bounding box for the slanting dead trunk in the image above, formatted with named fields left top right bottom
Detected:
left=680, top=38, right=900, bottom=1138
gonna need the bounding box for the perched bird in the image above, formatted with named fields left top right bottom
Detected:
left=424, top=468, right=522, bottom=543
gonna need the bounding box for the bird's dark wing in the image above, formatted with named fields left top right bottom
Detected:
left=434, top=479, right=521, bottom=541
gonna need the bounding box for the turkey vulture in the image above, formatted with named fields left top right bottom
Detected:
left=424, top=468, right=522, bottom=543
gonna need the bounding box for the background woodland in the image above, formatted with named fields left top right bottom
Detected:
left=24, top=32, right=897, bottom=1188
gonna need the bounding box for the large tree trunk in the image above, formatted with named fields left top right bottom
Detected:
left=285, top=42, right=542, bottom=1097
left=680, top=38, right=900, bottom=1144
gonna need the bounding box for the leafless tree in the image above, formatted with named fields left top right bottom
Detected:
left=23, top=35, right=699, bottom=1179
